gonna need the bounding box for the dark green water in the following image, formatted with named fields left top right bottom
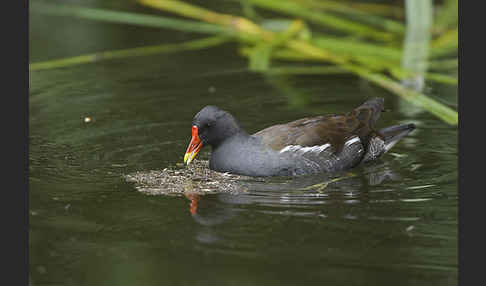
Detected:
left=30, top=2, right=457, bottom=285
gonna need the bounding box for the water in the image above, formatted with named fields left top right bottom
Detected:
left=29, top=2, right=457, bottom=285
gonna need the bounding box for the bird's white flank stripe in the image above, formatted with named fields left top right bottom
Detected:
left=280, top=143, right=331, bottom=154
left=280, top=138, right=360, bottom=155
left=344, top=136, right=361, bottom=147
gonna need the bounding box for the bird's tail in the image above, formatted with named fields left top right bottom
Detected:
left=362, top=123, right=415, bottom=163
left=378, top=123, right=416, bottom=152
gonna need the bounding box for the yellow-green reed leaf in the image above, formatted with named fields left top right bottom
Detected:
left=261, top=19, right=312, bottom=40
left=338, top=1, right=405, bottom=18
left=240, top=47, right=316, bottom=61
left=390, top=68, right=457, bottom=86
left=432, top=28, right=458, bottom=49
left=430, top=29, right=457, bottom=58
left=30, top=36, right=230, bottom=71
left=248, top=20, right=305, bottom=71
left=31, top=2, right=231, bottom=35
left=434, top=0, right=458, bottom=33
left=265, top=66, right=348, bottom=75
left=248, top=0, right=395, bottom=41
left=313, top=35, right=402, bottom=59
left=239, top=0, right=262, bottom=22
left=291, top=0, right=405, bottom=34
left=139, top=0, right=268, bottom=39
left=424, top=73, right=458, bottom=85
left=249, top=45, right=273, bottom=71
left=428, top=59, right=458, bottom=70
left=138, top=0, right=233, bottom=25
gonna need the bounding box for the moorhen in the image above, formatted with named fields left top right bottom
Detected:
left=184, top=98, right=415, bottom=177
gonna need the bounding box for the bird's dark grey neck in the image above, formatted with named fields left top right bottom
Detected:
left=207, top=113, right=249, bottom=148
left=209, top=127, right=249, bottom=150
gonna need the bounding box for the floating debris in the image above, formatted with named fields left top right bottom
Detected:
left=111, top=163, right=128, bottom=168
left=36, top=266, right=47, bottom=274
left=389, top=152, right=407, bottom=158
left=124, top=160, right=251, bottom=195
left=405, top=184, right=435, bottom=190
left=410, top=163, right=423, bottom=171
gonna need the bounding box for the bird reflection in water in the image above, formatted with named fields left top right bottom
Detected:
left=183, top=161, right=403, bottom=217
left=181, top=161, right=415, bottom=247
left=184, top=192, right=201, bottom=215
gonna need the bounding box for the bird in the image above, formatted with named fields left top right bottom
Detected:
left=183, top=98, right=415, bottom=177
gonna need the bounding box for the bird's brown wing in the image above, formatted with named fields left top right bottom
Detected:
left=253, top=98, right=384, bottom=152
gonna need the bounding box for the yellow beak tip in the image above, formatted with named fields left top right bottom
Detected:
left=184, top=152, right=196, bottom=165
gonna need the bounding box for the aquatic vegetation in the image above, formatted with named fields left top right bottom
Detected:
left=30, top=0, right=457, bottom=125
left=124, top=160, right=251, bottom=195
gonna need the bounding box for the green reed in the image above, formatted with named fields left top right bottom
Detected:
left=30, top=0, right=458, bottom=125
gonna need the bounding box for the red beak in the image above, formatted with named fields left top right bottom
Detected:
left=184, top=126, right=203, bottom=165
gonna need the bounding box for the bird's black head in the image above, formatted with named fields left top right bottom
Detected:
left=184, top=106, right=243, bottom=165
left=192, top=106, right=242, bottom=147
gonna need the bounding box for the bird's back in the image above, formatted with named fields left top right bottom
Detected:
left=254, top=98, right=385, bottom=153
